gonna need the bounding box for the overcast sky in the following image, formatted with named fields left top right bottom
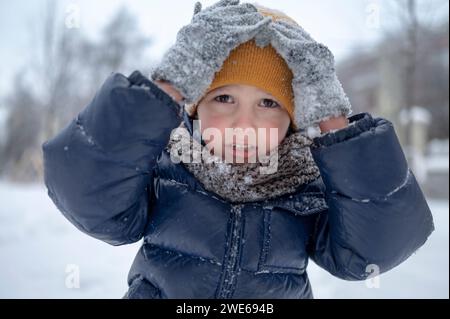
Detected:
left=0, top=0, right=448, bottom=98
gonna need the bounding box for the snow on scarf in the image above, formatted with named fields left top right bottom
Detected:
left=165, top=121, right=321, bottom=203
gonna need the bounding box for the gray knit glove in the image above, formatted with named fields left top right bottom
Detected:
left=150, top=0, right=272, bottom=104
left=268, top=20, right=352, bottom=130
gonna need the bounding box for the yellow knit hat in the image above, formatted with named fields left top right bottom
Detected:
left=187, top=4, right=298, bottom=128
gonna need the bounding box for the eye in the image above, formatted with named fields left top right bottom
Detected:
left=260, top=98, right=280, bottom=109
left=214, top=94, right=234, bottom=104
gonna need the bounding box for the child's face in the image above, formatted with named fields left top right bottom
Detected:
left=196, top=84, right=291, bottom=163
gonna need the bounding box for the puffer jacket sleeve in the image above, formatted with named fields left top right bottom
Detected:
left=42, top=71, right=182, bottom=246
left=307, top=112, right=435, bottom=280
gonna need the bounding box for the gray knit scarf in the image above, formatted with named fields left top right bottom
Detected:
left=165, top=121, right=321, bottom=203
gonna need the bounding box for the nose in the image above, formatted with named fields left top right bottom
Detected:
left=230, top=103, right=257, bottom=131
left=228, top=104, right=259, bottom=144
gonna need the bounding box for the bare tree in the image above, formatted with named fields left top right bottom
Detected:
left=0, top=74, right=42, bottom=180
left=85, top=7, right=152, bottom=89
left=2, top=2, right=153, bottom=181
left=387, top=0, right=449, bottom=146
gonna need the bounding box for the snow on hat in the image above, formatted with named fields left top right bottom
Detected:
left=185, top=2, right=352, bottom=130
left=186, top=4, right=299, bottom=128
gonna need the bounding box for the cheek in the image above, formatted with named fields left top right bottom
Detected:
left=198, top=104, right=226, bottom=130
left=197, top=114, right=228, bottom=149
left=257, top=117, right=290, bottom=151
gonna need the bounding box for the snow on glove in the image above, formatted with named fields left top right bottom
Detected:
left=150, top=0, right=272, bottom=104
left=268, top=20, right=353, bottom=130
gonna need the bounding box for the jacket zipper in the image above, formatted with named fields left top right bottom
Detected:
left=216, top=204, right=244, bottom=299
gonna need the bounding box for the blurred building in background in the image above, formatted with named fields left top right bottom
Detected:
left=337, top=20, right=449, bottom=199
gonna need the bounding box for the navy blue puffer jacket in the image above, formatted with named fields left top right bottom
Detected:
left=42, top=71, right=434, bottom=299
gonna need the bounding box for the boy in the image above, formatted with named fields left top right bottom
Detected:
left=43, top=0, right=434, bottom=298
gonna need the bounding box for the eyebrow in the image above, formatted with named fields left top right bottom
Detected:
left=209, top=87, right=278, bottom=101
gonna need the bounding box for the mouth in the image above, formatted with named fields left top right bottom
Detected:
left=226, top=144, right=258, bottom=159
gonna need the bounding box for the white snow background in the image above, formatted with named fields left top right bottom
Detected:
left=0, top=180, right=447, bottom=299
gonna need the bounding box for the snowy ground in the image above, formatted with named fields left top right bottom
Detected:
left=0, top=180, right=448, bottom=299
